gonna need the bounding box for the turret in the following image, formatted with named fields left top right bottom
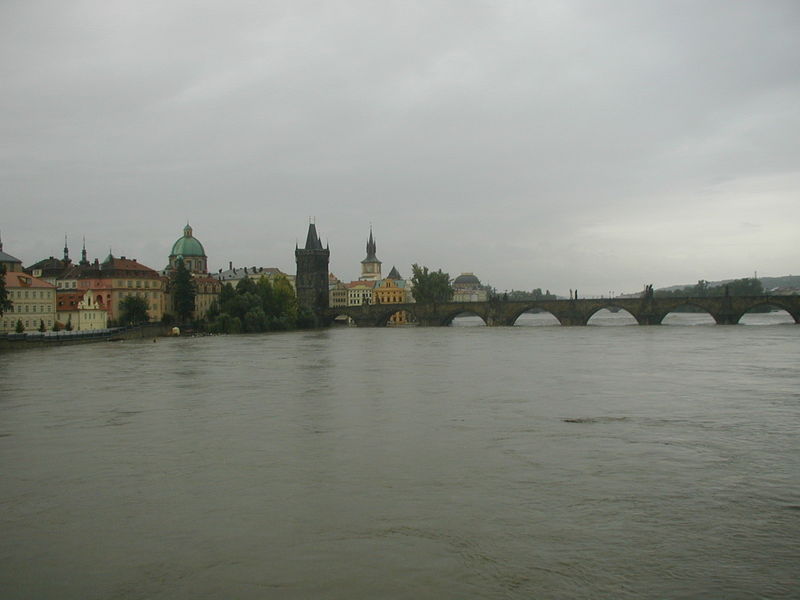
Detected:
left=295, top=221, right=330, bottom=317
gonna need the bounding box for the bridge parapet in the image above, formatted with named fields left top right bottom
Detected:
left=324, top=295, right=800, bottom=327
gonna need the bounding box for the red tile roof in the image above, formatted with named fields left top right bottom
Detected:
left=3, top=271, right=55, bottom=289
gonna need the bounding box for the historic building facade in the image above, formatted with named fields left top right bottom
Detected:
left=73, top=255, right=167, bottom=323
left=1, top=271, right=57, bottom=332
left=56, top=289, right=108, bottom=331
left=452, top=272, right=489, bottom=302
left=214, top=264, right=295, bottom=291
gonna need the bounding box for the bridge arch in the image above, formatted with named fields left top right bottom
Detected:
left=509, top=306, right=561, bottom=326
left=738, top=301, right=799, bottom=325
left=442, top=310, right=488, bottom=326
left=661, top=303, right=716, bottom=326
left=374, top=307, right=417, bottom=327
left=586, top=305, right=639, bottom=326
left=327, top=311, right=357, bottom=326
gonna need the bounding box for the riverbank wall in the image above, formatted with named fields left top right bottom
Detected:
left=0, top=323, right=170, bottom=352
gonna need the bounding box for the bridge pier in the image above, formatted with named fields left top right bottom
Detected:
left=713, top=314, right=740, bottom=325
left=636, top=313, right=664, bottom=325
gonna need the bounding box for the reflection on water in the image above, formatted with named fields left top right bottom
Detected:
left=1, top=322, right=798, bottom=599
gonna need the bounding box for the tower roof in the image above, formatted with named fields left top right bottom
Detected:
left=170, top=223, right=206, bottom=257
left=362, top=227, right=381, bottom=264
left=304, top=223, right=324, bottom=250
left=387, top=266, right=402, bottom=279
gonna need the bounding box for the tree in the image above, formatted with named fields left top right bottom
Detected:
left=210, top=275, right=304, bottom=334
left=411, top=264, right=453, bottom=303
left=38, top=319, right=46, bottom=332
left=65, top=315, right=73, bottom=331
left=119, top=296, right=150, bottom=324
left=0, top=265, right=12, bottom=317
left=270, top=275, right=298, bottom=323
left=15, top=319, right=24, bottom=333
left=171, top=260, right=196, bottom=323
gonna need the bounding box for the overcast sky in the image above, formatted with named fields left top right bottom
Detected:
left=2, top=0, right=798, bottom=295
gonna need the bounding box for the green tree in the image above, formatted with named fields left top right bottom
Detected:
left=15, top=319, right=24, bottom=333
left=119, top=296, right=150, bottom=324
left=411, top=264, right=453, bottom=303
left=219, top=282, right=236, bottom=305
left=726, top=277, right=763, bottom=296
left=210, top=275, right=304, bottom=334
left=65, top=315, right=73, bottom=331
left=171, top=260, right=196, bottom=323
left=236, top=276, right=258, bottom=295
left=38, top=319, right=46, bottom=332
left=0, top=265, right=12, bottom=316
left=270, top=275, right=298, bottom=324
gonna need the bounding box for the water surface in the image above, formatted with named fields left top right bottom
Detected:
left=1, top=317, right=798, bottom=598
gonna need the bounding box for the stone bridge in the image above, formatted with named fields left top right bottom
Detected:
left=325, top=295, right=800, bottom=327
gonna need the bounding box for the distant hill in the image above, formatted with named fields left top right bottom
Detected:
left=616, top=275, right=800, bottom=298
left=759, top=276, right=800, bottom=291
left=657, top=275, right=800, bottom=293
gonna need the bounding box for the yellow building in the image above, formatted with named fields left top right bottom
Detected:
left=1, top=271, right=57, bottom=333
left=329, top=274, right=348, bottom=308
left=192, top=275, right=222, bottom=319
left=372, top=267, right=411, bottom=325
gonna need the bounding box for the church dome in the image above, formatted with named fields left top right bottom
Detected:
left=453, top=272, right=481, bottom=286
left=171, top=224, right=206, bottom=257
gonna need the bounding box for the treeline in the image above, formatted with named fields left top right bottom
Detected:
left=654, top=278, right=763, bottom=298
left=206, top=276, right=315, bottom=333
left=507, top=288, right=558, bottom=301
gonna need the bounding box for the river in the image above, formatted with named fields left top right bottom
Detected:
left=1, top=313, right=798, bottom=599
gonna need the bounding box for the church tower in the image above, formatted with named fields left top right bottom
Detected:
left=295, top=221, right=330, bottom=315
left=359, top=227, right=382, bottom=281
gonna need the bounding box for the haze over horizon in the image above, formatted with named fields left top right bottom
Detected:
left=2, top=1, right=798, bottom=296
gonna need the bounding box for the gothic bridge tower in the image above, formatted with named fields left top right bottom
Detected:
left=295, top=222, right=330, bottom=315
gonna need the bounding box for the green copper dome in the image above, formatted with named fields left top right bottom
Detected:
left=171, top=224, right=206, bottom=257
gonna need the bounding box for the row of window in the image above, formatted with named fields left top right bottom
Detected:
left=8, top=290, right=53, bottom=299
left=118, top=291, right=161, bottom=299
left=5, top=305, right=54, bottom=314
left=116, top=280, right=161, bottom=289
left=2, top=319, right=54, bottom=330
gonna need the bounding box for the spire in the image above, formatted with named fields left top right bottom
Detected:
left=63, top=234, right=69, bottom=262
left=184, top=223, right=192, bottom=238
left=80, top=237, right=88, bottom=266
left=304, top=222, right=323, bottom=250
left=365, top=226, right=378, bottom=261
